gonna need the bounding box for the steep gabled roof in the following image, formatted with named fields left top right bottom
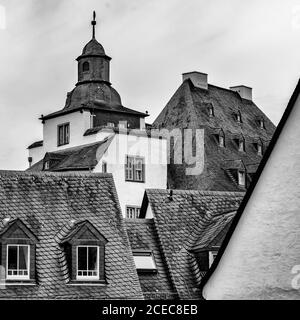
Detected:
left=0, top=171, right=143, bottom=299
left=153, top=80, right=276, bottom=191
left=139, top=189, right=245, bottom=299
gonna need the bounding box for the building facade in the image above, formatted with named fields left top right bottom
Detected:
left=27, top=15, right=168, bottom=218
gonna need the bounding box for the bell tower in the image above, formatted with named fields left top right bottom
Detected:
left=76, top=11, right=111, bottom=85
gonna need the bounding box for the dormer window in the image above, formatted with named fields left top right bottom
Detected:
left=208, top=251, right=218, bottom=268
left=77, top=246, right=99, bottom=280
left=239, top=140, right=245, bottom=152
left=235, top=111, right=242, bottom=123
left=82, top=61, right=90, bottom=72
left=238, top=170, right=246, bottom=186
left=208, top=105, right=214, bottom=117
left=219, top=135, right=225, bottom=147
left=0, top=219, right=38, bottom=284
left=44, top=161, right=50, bottom=170
left=60, top=220, right=107, bottom=284
left=133, top=251, right=157, bottom=273
left=7, top=245, right=30, bottom=279
left=259, top=119, right=265, bottom=129
left=257, top=144, right=263, bottom=156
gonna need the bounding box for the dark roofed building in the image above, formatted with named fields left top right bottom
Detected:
left=153, top=73, right=276, bottom=191
left=134, top=188, right=245, bottom=299
left=0, top=171, right=143, bottom=299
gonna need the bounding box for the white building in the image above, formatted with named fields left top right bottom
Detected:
left=27, top=14, right=167, bottom=218
left=202, top=79, right=300, bottom=299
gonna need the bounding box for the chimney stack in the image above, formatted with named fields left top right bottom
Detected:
left=230, top=85, right=252, bottom=101
left=182, top=71, right=208, bottom=90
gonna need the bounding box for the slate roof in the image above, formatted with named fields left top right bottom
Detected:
left=0, top=171, right=143, bottom=299
left=153, top=79, right=276, bottom=191
left=139, top=189, right=245, bottom=299
left=27, top=138, right=113, bottom=172
left=125, top=219, right=177, bottom=300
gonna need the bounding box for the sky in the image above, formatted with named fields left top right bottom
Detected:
left=0, top=0, right=300, bottom=170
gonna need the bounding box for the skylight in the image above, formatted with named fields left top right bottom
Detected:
left=133, top=252, right=156, bottom=271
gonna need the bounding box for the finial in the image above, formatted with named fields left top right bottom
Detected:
left=91, top=11, right=96, bottom=39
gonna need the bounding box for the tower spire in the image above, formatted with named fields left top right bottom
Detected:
left=91, top=11, right=96, bottom=39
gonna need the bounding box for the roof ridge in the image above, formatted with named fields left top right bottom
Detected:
left=146, top=188, right=245, bottom=196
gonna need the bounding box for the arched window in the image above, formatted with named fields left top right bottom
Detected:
left=82, top=61, right=90, bottom=72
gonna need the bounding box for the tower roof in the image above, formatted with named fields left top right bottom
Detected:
left=82, top=38, right=105, bottom=56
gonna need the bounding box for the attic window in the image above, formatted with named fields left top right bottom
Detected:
left=133, top=251, right=157, bottom=273
left=208, top=105, right=214, bottom=117
left=238, top=139, right=245, bottom=152
left=44, top=161, right=50, bottom=171
left=257, top=144, right=263, bottom=156
left=235, top=111, right=242, bottom=123
left=102, top=161, right=107, bottom=173
left=238, top=170, right=246, bottom=186
left=82, top=61, right=90, bottom=72
left=208, top=251, right=218, bottom=268
left=60, top=221, right=107, bottom=284
left=219, top=135, right=225, bottom=147
left=0, top=219, right=38, bottom=283
left=259, top=119, right=265, bottom=129
left=77, top=246, right=99, bottom=280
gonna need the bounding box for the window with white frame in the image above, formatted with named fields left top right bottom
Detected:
left=126, top=206, right=140, bottom=219
left=125, top=156, right=145, bottom=182
left=107, top=122, right=114, bottom=128
left=57, top=123, right=70, bottom=146
left=7, top=245, right=30, bottom=279
left=208, top=251, right=218, bottom=268
left=238, top=170, right=246, bottom=186
left=133, top=251, right=157, bottom=272
left=76, top=246, right=99, bottom=279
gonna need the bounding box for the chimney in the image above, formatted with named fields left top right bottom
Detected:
left=230, top=85, right=252, bottom=101
left=182, top=71, right=208, bottom=90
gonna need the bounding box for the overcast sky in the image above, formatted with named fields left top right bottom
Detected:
left=0, top=0, right=300, bottom=170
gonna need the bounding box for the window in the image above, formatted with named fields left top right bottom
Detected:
left=44, top=161, right=50, bottom=170
left=82, top=61, right=90, bottom=72
left=239, top=140, right=245, bottom=152
left=257, top=144, right=263, bottom=156
left=125, top=156, right=145, bottom=182
left=133, top=251, right=157, bottom=272
left=57, top=123, right=70, bottom=146
left=259, top=119, right=265, bottom=129
left=238, top=170, right=246, bottom=186
left=208, top=251, right=218, bottom=268
left=126, top=206, right=140, bottom=219
left=219, top=135, right=225, bottom=147
left=208, top=105, right=214, bottom=117
left=118, top=122, right=127, bottom=129
left=235, top=111, right=242, bottom=123
left=102, top=161, right=107, bottom=173
left=77, top=246, right=99, bottom=280
left=107, top=122, right=114, bottom=128
left=7, top=245, right=30, bottom=279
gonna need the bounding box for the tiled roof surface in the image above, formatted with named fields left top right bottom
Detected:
left=153, top=80, right=276, bottom=191
left=0, top=171, right=143, bottom=299
left=125, top=219, right=177, bottom=300
left=27, top=139, right=113, bottom=172
left=141, top=189, right=245, bottom=299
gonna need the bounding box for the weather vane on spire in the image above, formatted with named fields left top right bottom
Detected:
left=91, top=11, right=96, bottom=39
